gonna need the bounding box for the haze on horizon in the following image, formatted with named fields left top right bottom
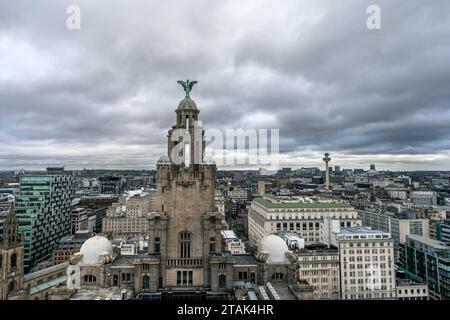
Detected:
left=1, top=0, right=450, bottom=171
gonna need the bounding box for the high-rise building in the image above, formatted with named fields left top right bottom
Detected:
left=437, top=219, right=450, bottom=244
left=15, top=169, right=74, bottom=272
left=401, top=235, right=450, bottom=300
left=357, top=210, right=429, bottom=261
left=99, top=176, right=122, bottom=195
left=336, top=227, right=396, bottom=300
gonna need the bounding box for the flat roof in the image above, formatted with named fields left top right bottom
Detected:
left=24, top=262, right=69, bottom=282
left=407, top=235, right=450, bottom=249
left=339, top=227, right=386, bottom=235
left=254, top=196, right=352, bottom=209
left=29, top=276, right=66, bottom=295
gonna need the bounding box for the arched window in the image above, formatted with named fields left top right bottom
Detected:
left=84, top=275, right=89, bottom=282
left=142, top=275, right=150, bottom=289
left=179, top=231, right=191, bottom=258
left=219, top=275, right=226, bottom=289
left=10, top=253, right=17, bottom=268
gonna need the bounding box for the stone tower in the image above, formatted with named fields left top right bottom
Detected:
left=147, top=90, right=229, bottom=294
left=0, top=205, right=25, bottom=300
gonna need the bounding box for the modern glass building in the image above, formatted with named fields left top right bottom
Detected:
left=401, top=235, right=450, bottom=300
left=15, top=172, right=74, bottom=272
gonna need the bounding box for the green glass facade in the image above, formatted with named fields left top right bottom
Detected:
left=15, top=175, right=74, bottom=272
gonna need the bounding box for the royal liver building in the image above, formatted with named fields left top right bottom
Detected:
left=145, top=80, right=233, bottom=298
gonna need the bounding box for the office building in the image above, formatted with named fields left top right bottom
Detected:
left=402, top=235, right=450, bottom=300
left=99, top=176, right=122, bottom=195
left=337, top=227, right=395, bottom=300
left=248, top=195, right=361, bottom=246
left=297, top=249, right=340, bottom=299
left=15, top=169, right=74, bottom=272
left=411, top=191, right=437, bottom=207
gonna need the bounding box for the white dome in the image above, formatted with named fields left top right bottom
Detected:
left=157, top=156, right=171, bottom=164
left=80, top=236, right=113, bottom=265
left=203, top=156, right=215, bottom=165
left=258, top=235, right=289, bottom=263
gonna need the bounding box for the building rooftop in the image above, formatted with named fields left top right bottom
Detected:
left=221, top=230, right=239, bottom=240
left=339, top=226, right=386, bottom=235
left=233, top=254, right=259, bottom=266
left=24, top=262, right=69, bottom=282
left=407, top=235, right=450, bottom=249
left=70, top=287, right=128, bottom=300
left=254, top=196, right=352, bottom=209
left=29, top=276, right=66, bottom=295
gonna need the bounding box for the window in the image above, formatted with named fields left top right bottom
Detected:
left=219, top=275, right=226, bottom=289
left=210, top=237, right=216, bottom=253
left=180, top=231, right=191, bottom=258
left=154, top=237, right=161, bottom=254
left=142, top=275, right=150, bottom=289
left=10, top=253, right=17, bottom=268
left=177, top=271, right=181, bottom=286
left=8, top=280, right=16, bottom=293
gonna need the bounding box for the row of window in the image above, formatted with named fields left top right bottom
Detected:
left=343, top=263, right=393, bottom=270
left=177, top=271, right=194, bottom=286
left=341, top=242, right=392, bottom=247
left=344, top=292, right=394, bottom=299
left=343, top=255, right=390, bottom=262
left=343, top=249, right=391, bottom=254
left=344, top=270, right=392, bottom=277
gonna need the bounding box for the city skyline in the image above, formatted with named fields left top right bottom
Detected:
left=1, top=0, right=450, bottom=171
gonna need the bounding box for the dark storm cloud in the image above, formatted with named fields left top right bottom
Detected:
left=0, top=0, right=449, bottom=170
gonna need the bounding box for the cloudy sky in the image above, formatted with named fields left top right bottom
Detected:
left=1, top=0, right=449, bottom=171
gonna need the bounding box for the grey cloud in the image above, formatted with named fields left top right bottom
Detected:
left=0, top=0, right=450, bottom=170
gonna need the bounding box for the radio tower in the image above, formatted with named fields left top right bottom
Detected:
left=322, top=153, right=331, bottom=189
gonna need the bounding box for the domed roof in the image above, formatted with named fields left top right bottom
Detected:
left=258, top=235, right=289, bottom=263
left=203, top=156, right=215, bottom=165
left=80, top=236, right=113, bottom=265
left=177, top=96, right=198, bottom=110
left=157, top=155, right=171, bottom=164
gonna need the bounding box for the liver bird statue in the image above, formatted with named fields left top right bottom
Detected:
left=177, top=79, right=198, bottom=97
